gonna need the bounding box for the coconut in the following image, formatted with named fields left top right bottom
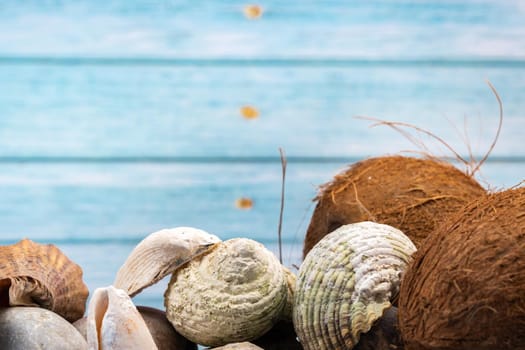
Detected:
left=303, top=155, right=486, bottom=257
left=398, top=186, right=525, bottom=349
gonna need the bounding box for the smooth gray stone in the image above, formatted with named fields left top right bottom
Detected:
left=0, top=307, right=87, bottom=350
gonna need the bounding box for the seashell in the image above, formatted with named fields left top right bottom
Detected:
left=87, top=285, right=157, bottom=350
left=248, top=269, right=302, bottom=350
left=211, top=342, right=263, bottom=350
left=294, top=221, right=416, bottom=350
left=0, top=238, right=89, bottom=322
left=114, top=227, right=221, bottom=297
left=164, top=238, right=288, bottom=347
left=0, top=306, right=87, bottom=349
left=75, top=305, right=197, bottom=350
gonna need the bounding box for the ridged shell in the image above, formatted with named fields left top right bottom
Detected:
left=0, top=239, right=89, bottom=322
left=87, top=286, right=157, bottom=350
left=294, top=221, right=416, bottom=350
left=114, top=227, right=221, bottom=297
left=164, top=238, right=288, bottom=347
left=0, top=306, right=88, bottom=350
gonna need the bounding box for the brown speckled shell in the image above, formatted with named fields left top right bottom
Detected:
left=0, top=239, right=89, bottom=322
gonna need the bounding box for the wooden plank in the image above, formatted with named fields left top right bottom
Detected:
left=0, top=1, right=523, bottom=58
left=1, top=161, right=519, bottom=244
left=0, top=160, right=521, bottom=244
left=0, top=64, right=523, bottom=158
left=0, top=162, right=340, bottom=243
left=0, top=160, right=519, bottom=308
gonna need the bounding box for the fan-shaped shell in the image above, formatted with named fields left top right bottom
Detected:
left=87, top=286, right=158, bottom=350
left=164, top=238, right=288, bottom=347
left=294, top=221, right=416, bottom=350
left=0, top=239, right=89, bottom=322
left=0, top=306, right=87, bottom=349
left=114, top=227, right=221, bottom=297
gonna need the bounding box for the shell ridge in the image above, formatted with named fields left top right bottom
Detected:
left=294, top=222, right=416, bottom=349
left=0, top=239, right=89, bottom=322
left=165, top=238, right=287, bottom=347
left=114, top=227, right=221, bottom=297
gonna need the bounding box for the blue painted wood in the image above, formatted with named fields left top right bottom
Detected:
left=0, top=64, right=523, bottom=158
left=0, top=1, right=524, bottom=58
left=0, top=159, right=518, bottom=309
left=0, top=160, right=521, bottom=243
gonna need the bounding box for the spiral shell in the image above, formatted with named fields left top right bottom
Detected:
left=114, top=227, right=221, bottom=297
left=164, top=238, right=288, bottom=347
left=0, top=239, right=89, bottom=322
left=294, top=221, right=416, bottom=350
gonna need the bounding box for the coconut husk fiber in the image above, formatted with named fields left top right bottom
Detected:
left=303, top=155, right=486, bottom=258
left=398, top=186, right=525, bottom=350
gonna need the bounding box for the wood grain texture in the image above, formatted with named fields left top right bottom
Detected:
left=0, top=1, right=524, bottom=58
left=0, top=161, right=520, bottom=241
left=0, top=64, right=522, bottom=158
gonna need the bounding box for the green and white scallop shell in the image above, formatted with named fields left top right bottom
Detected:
left=294, top=221, right=416, bottom=350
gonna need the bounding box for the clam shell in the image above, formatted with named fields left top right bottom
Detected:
left=114, top=227, right=221, bottom=297
left=0, top=238, right=89, bottom=322
left=164, top=238, right=288, bottom=347
left=0, top=306, right=87, bottom=350
left=87, top=286, right=157, bottom=350
left=294, top=221, right=416, bottom=350
left=75, top=306, right=197, bottom=350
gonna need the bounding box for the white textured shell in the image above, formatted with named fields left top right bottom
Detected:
left=87, top=286, right=158, bottom=350
left=114, top=227, right=221, bottom=297
left=293, top=221, right=417, bottom=350
left=164, top=238, right=288, bottom=347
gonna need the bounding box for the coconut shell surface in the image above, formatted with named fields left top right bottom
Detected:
left=303, top=155, right=486, bottom=257
left=398, top=186, right=525, bottom=350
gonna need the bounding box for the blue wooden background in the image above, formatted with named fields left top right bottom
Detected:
left=1, top=0, right=524, bottom=308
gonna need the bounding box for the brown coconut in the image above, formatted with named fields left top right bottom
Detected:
left=303, top=155, right=486, bottom=257
left=398, top=186, right=525, bottom=350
